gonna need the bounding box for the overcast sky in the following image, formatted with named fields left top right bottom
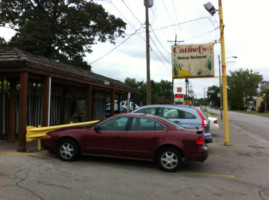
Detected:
left=1, top=0, right=268, bottom=98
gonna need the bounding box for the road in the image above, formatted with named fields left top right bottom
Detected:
left=206, top=107, right=269, bottom=144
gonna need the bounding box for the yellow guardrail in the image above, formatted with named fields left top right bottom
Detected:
left=26, top=120, right=99, bottom=151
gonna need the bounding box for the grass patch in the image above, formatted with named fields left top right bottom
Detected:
left=232, top=110, right=269, bottom=117
left=207, top=112, right=218, bottom=116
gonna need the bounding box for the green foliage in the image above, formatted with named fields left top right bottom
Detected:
left=207, top=85, right=220, bottom=107
left=259, top=81, right=269, bottom=112
left=124, top=78, right=172, bottom=105
left=0, top=0, right=126, bottom=69
left=227, top=68, right=263, bottom=110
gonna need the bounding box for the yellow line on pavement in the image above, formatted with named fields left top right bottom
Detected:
left=183, top=171, right=235, bottom=178
left=0, top=152, right=51, bottom=158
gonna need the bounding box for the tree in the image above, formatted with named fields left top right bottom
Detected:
left=124, top=78, right=147, bottom=105
left=207, top=85, right=220, bottom=107
left=158, top=80, right=173, bottom=101
left=124, top=78, right=172, bottom=105
left=259, top=81, right=269, bottom=112
left=227, top=68, right=262, bottom=110
left=0, top=0, right=126, bottom=69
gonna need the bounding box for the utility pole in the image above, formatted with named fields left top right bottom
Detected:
left=169, top=34, right=184, bottom=104
left=218, top=0, right=230, bottom=146
left=145, top=0, right=151, bottom=105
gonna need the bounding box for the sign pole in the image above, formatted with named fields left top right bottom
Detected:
left=219, top=0, right=230, bottom=145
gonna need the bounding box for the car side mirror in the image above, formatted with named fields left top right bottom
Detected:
left=93, top=126, right=100, bottom=132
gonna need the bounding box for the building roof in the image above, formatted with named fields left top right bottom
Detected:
left=0, top=48, right=136, bottom=92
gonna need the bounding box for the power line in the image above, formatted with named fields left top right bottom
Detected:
left=121, top=0, right=142, bottom=25
left=90, top=29, right=141, bottom=65
left=108, top=0, right=138, bottom=31
left=150, top=25, right=170, bottom=55
left=108, top=0, right=145, bottom=41
left=92, top=51, right=146, bottom=71
left=154, top=17, right=216, bottom=31
left=149, top=37, right=171, bottom=74
left=150, top=36, right=171, bottom=66
left=171, top=0, right=182, bottom=33
left=162, top=0, right=177, bottom=33
left=184, top=27, right=219, bottom=42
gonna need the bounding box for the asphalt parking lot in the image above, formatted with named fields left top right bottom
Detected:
left=1, top=118, right=269, bottom=200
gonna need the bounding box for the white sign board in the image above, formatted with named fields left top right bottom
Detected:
left=172, top=43, right=215, bottom=78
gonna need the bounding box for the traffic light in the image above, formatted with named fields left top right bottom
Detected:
left=175, top=94, right=184, bottom=98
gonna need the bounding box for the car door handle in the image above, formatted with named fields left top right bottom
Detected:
left=152, top=137, right=160, bottom=140
left=115, top=135, right=123, bottom=139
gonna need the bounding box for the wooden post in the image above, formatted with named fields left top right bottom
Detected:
left=17, top=72, right=28, bottom=152
left=62, top=87, right=67, bottom=124
left=87, top=85, right=93, bottom=121
left=110, top=89, right=115, bottom=116
left=133, top=93, right=136, bottom=110
left=42, top=76, right=51, bottom=126
left=117, top=94, right=121, bottom=113
left=8, top=80, right=16, bottom=142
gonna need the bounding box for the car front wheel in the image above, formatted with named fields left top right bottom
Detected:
left=157, top=148, right=182, bottom=172
left=57, top=139, right=79, bottom=161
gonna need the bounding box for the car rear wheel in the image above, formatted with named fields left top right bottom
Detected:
left=57, top=139, right=79, bottom=161
left=157, top=148, right=182, bottom=172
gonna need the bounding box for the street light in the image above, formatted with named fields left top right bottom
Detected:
left=203, top=2, right=217, bottom=16
left=204, top=0, right=230, bottom=146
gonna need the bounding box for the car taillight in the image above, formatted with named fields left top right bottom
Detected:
left=204, top=120, right=208, bottom=128
left=45, top=134, right=51, bottom=139
left=213, top=120, right=218, bottom=124
left=196, top=136, right=204, bottom=145
left=196, top=109, right=208, bottom=129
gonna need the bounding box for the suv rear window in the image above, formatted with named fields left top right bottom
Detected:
left=136, top=107, right=157, bottom=115
left=160, top=108, right=196, bottom=119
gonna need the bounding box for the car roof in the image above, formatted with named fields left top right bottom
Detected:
left=131, top=104, right=197, bottom=111
left=113, top=112, right=156, bottom=118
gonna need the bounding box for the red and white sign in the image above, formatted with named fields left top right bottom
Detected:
left=177, top=87, right=182, bottom=92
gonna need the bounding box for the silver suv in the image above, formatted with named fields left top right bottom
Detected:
left=131, top=104, right=212, bottom=143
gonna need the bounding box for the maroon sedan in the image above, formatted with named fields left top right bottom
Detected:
left=42, top=113, right=208, bottom=172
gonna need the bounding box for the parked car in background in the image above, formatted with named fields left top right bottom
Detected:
left=195, top=107, right=219, bottom=131
left=41, top=113, right=208, bottom=172
left=120, top=100, right=140, bottom=111
left=105, top=103, right=125, bottom=117
left=131, top=104, right=212, bottom=143
left=208, top=117, right=219, bottom=131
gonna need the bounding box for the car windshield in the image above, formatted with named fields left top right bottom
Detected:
left=154, top=115, right=184, bottom=130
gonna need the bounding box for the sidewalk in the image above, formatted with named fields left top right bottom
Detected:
left=0, top=140, right=43, bottom=153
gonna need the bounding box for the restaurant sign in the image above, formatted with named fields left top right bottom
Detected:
left=172, top=43, right=215, bottom=78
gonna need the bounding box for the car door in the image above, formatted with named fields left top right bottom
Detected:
left=83, top=116, right=129, bottom=157
left=124, top=117, right=166, bottom=160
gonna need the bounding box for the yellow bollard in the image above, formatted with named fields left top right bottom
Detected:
left=37, top=138, right=42, bottom=151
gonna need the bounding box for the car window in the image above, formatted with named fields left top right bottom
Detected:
left=161, top=108, right=196, bottom=119
left=136, top=107, right=157, bottom=115
left=130, top=117, right=165, bottom=131
left=184, top=112, right=196, bottom=119
left=98, top=117, right=129, bottom=131
left=161, top=108, right=180, bottom=118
